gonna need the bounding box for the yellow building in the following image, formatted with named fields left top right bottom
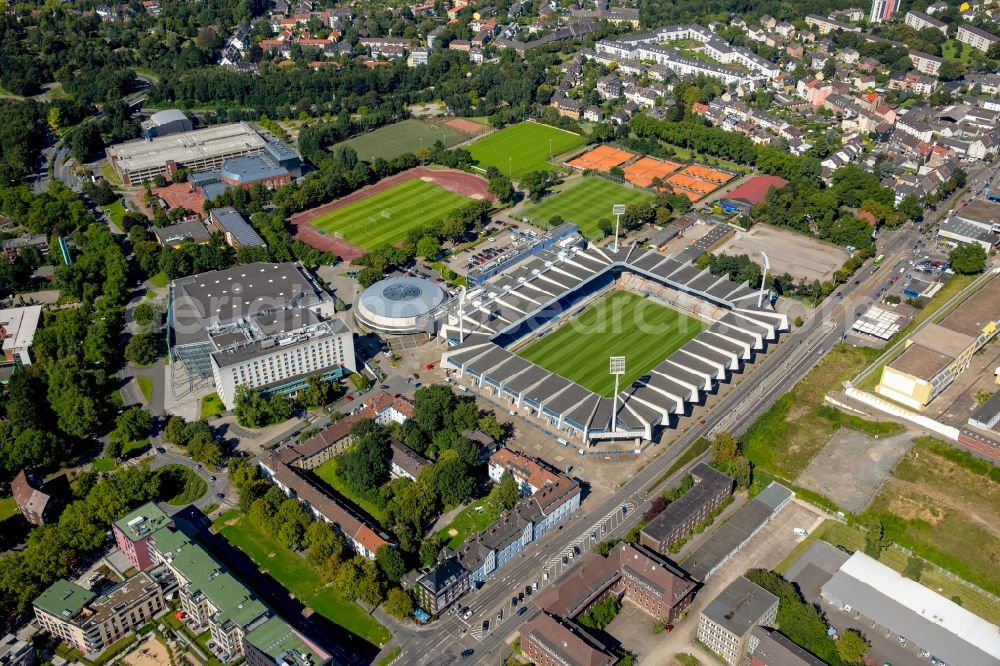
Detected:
left=877, top=276, right=1000, bottom=410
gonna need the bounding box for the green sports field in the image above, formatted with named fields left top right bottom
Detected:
left=468, top=122, right=585, bottom=178
left=310, top=179, right=469, bottom=249
left=522, top=178, right=653, bottom=239
left=518, top=291, right=705, bottom=396
left=328, top=119, right=468, bottom=162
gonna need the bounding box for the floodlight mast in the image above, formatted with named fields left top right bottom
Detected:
left=610, top=356, right=625, bottom=433
left=757, top=252, right=770, bottom=307
left=611, top=205, right=626, bottom=251
left=457, top=287, right=466, bottom=344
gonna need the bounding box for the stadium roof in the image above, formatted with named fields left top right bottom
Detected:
left=724, top=175, right=789, bottom=206
left=821, top=552, right=1000, bottom=666
left=442, top=242, right=786, bottom=442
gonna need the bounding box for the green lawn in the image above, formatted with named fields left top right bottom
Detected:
left=100, top=199, right=126, bottom=231
left=328, top=119, right=469, bottom=162
left=941, top=39, right=971, bottom=62
left=518, top=291, right=704, bottom=396
left=161, top=464, right=207, bottom=506
left=201, top=392, right=225, bottom=418
left=433, top=497, right=496, bottom=549
left=215, top=511, right=390, bottom=648
left=0, top=495, right=17, bottom=522
left=123, top=438, right=149, bottom=457
left=100, top=161, right=123, bottom=186
left=93, top=458, right=117, bottom=472
left=137, top=376, right=153, bottom=402
left=468, top=122, right=585, bottom=178
left=522, top=178, right=652, bottom=240
left=314, top=458, right=388, bottom=525
left=867, top=437, right=1000, bottom=598
left=309, top=179, right=469, bottom=250
left=149, top=271, right=167, bottom=288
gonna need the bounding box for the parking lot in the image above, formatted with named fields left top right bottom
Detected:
left=443, top=220, right=547, bottom=278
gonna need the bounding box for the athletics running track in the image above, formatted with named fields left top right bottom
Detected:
left=289, top=167, right=495, bottom=260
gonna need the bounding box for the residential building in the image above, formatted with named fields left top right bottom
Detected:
left=208, top=207, right=266, bottom=249
left=168, top=262, right=355, bottom=409
left=488, top=447, right=562, bottom=496
left=358, top=391, right=414, bottom=425
left=1, top=234, right=48, bottom=261
left=905, top=10, right=948, bottom=35
left=415, top=466, right=581, bottom=612
left=388, top=439, right=428, bottom=481
left=113, top=503, right=175, bottom=571
left=697, top=576, right=779, bottom=665
left=639, top=463, right=733, bottom=553
left=33, top=575, right=167, bottom=657
left=957, top=24, right=1000, bottom=52
left=821, top=552, right=1000, bottom=666
left=0, top=305, right=42, bottom=366
left=536, top=541, right=698, bottom=623
left=12, top=469, right=60, bottom=525
left=747, top=627, right=826, bottom=666
left=520, top=612, right=617, bottom=666
left=258, top=431, right=392, bottom=559
left=909, top=50, right=944, bottom=76
left=142, top=506, right=330, bottom=666
left=869, top=0, right=898, bottom=23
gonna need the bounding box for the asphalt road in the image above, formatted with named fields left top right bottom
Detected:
left=393, top=217, right=932, bottom=665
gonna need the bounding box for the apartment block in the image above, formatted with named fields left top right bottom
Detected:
left=33, top=574, right=167, bottom=656
left=697, top=576, right=778, bottom=665
left=957, top=24, right=1000, bottom=53
left=640, top=463, right=733, bottom=554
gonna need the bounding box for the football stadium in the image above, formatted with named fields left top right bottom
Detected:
left=439, top=242, right=787, bottom=445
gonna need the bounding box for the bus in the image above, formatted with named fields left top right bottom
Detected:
left=873, top=254, right=885, bottom=266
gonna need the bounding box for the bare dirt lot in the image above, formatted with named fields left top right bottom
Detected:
left=717, top=224, right=844, bottom=282
left=795, top=429, right=914, bottom=514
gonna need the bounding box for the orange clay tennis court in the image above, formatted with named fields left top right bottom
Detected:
left=623, top=157, right=681, bottom=187
left=568, top=145, right=635, bottom=172
left=667, top=173, right=718, bottom=195
left=680, top=164, right=733, bottom=184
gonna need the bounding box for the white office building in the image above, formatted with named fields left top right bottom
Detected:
left=169, top=262, right=356, bottom=409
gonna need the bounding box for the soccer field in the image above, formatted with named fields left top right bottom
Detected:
left=518, top=291, right=705, bottom=396
left=309, top=179, right=469, bottom=249
left=522, top=178, right=653, bottom=239
left=468, top=122, right=585, bottom=178
left=328, top=119, right=469, bottom=162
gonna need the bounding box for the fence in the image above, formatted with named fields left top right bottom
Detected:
left=887, top=543, right=1000, bottom=604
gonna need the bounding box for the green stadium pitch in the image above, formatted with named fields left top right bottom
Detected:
left=307, top=179, right=468, bottom=250
left=467, top=122, right=585, bottom=179
left=517, top=291, right=705, bottom=397
left=328, top=119, right=468, bottom=162
left=522, top=178, right=653, bottom=240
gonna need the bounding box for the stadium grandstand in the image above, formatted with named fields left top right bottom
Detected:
left=439, top=243, right=787, bottom=445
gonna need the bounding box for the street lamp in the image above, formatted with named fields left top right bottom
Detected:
left=610, top=356, right=625, bottom=433
left=508, top=155, right=512, bottom=179
left=757, top=252, right=770, bottom=307
left=611, top=204, right=625, bottom=251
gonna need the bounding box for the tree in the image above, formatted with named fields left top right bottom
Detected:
left=70, top=124, right=104, bottom=163
left=903, top=556, right=924, bottom=581
left=897, top=194, right=923, bottom=221
left=384, top=588, right=413, bottom=619
left=975, top=390, right=995, bottom=406
left=419, top=539, right=441, bottom=568
left=711, top=432, right=740, bottom=463
left=416, top=235, right=440, bottom=260
left=836, top=629, right=868, bottom=664
left=520, top=170, right=554, bottom=201
left=488, top=174, right=515, bottom=203
left=937, top=59, right=965, bottom=81
left=434, top=451, right=475, bottom=507
left=822, top=58, right=836, bottom=80
left=124, top=333, right=161, bottom=366
left=376, top=545, right=406, bottom=583
left=113, top=407, right=153, bottom=443
left=862, top=515, right=889, bottom=557
left=103, top=439, right=123, bottom=460
left=132, top=302, right=161, bottom=329
left=486, top=471, right=520, bottom=515
left=596, top=218, right=613, bottom=237
left=949, top=243, right=987, bottom=275
left=164, top=416, right=189, bottom=446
